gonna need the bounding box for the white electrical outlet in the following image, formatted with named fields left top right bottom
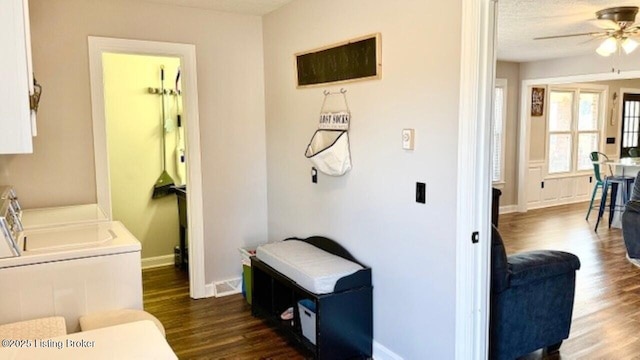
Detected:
left=402, top=129, right=415, bottom=150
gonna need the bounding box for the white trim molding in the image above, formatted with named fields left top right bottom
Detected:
left=141, top=255, right=175, bottom=269
left=87, top=36, right=207, bottom=299
left=456, top=0, right=495, bottom=359
left=499, top=205, right=518, bottom=214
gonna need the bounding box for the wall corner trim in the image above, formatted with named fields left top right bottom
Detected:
left=373, top=341, right=403, bottom=360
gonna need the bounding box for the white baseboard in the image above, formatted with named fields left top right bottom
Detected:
left=205, top=283, right=215, bottom=298
left=141, top=255, right=174, bottom=269
left=527, top=196, right=590, bottom=211
left=373, top=341, right=403, bottom=360
left=499, top=205, right=518, bottom=214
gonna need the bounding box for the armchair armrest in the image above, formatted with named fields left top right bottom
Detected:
left=626, top=200, right=640, bottom=213
left=508, top=250, right=581, bottom=287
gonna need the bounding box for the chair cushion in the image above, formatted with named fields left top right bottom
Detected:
left=79, top=309, right=165, bottom=337
left=0, top=317, right=66, bottom=339
left=256, top=240, right=363, bottom=294
left=491, top=226, right=509, bottom=293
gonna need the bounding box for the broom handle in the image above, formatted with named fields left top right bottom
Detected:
left=160, top=66, right=166, bottom=171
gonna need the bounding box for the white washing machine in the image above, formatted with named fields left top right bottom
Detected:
left=0, top=185, right=108, bottom=230
left=0, top=198, right=142, bottom=333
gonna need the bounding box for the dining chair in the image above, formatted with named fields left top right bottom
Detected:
left=588, top=152, right=635, bottom=231
left=586, top=152, right=609, bottom=220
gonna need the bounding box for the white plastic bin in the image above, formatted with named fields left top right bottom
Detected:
left=298, top=299, right=316, bottom=345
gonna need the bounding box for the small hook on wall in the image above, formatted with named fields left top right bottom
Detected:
left=323, top=88, right=347, bottom=96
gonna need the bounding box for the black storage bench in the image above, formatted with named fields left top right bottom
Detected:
left=251, top=236, right=373, bottom=359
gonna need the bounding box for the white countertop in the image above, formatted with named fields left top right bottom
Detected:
left=607, top=157, right=640, bottom=167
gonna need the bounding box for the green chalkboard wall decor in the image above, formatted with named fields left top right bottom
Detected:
left=295, top=33, right=381, bottom=88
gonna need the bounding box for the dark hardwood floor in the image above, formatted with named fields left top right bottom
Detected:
left=500, top=202, right=640, bottom=360
left=142, top=266, right=307, bottom=359
left=143, top=201, right=640, bottom=359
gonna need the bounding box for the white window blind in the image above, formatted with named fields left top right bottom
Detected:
left=492, top=80, right=507, bottom=183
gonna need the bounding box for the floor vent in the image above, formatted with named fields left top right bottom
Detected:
left=213, top=277, right=242, bottom=297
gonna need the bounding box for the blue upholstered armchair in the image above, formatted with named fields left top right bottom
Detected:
left=623, top=172, right=640, bottom=265
left=490, top=226, right=581, bottom=360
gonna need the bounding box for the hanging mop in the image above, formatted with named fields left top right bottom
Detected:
left=152, top=65, right=176, bottom=199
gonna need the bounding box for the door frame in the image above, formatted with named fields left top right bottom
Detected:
left=88, top=36, right=206, bottom=299
left=517, top=71, right=640, bottom=212
left=617, top=87, right=640, bottom=158
left=456, top=0, right=496, bottom=358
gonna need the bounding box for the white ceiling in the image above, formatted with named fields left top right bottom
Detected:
left=498, top=0, right=640, bottom=62
left=132, top=0, right=294, bottom=16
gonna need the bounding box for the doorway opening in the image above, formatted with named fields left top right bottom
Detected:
left=103, top=53, right=186, bottom=268
left=489, top=3, right=640, bottom=359
left=88, top=37, right=206, bottom=299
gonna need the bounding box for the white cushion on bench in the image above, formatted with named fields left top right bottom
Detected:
left=256, top=240, right=363, bottom=294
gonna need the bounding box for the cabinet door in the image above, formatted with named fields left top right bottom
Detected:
left=0, top=0, right=33, bottom=154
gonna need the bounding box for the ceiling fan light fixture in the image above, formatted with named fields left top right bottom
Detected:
left=622, top=38, right=639, bottom=54
left=596, top=37, right=618, bottom=56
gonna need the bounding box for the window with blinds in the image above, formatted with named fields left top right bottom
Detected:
left=493, top=80, right=507, bottom=183
left=620, top=93, right=640, bottom=157
left=547, top=88, right=602, bottom=175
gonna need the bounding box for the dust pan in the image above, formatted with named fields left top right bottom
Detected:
left=153, top=170, right=175, bottom=199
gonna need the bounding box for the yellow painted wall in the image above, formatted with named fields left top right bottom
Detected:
left=103, top=53, right=183, bottom=260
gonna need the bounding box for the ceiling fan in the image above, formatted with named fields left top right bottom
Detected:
left=534, top=6, right=640, bottom=57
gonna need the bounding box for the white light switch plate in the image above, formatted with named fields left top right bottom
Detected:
left=402, top=129, right=415, bottom=150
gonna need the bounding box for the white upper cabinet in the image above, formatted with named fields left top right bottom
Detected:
left=0, top=0, right=37, bottom=154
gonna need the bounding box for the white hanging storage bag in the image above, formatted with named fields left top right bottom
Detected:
left=304, top=90, right=352, bottom=176
left=305, top=128, right=351, bottom=176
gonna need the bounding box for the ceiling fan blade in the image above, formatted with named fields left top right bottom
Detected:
left=578, top=34, right=608, bottom=45
left=588, top=18, right=621, bottom=30
left=626, top=25, right=640, bottom=32
left=534, top=32, right=603, bottom=40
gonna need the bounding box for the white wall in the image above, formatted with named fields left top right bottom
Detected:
left=0, top=0, right=268, bottom=283
left=495, top=61, right=520, bottom=206
left=263, top=0, right=462, bottom=358
left=520, top=52, right=640, bottom=80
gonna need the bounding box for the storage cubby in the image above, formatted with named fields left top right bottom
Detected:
left=251, top=236, right=373, bottom=360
